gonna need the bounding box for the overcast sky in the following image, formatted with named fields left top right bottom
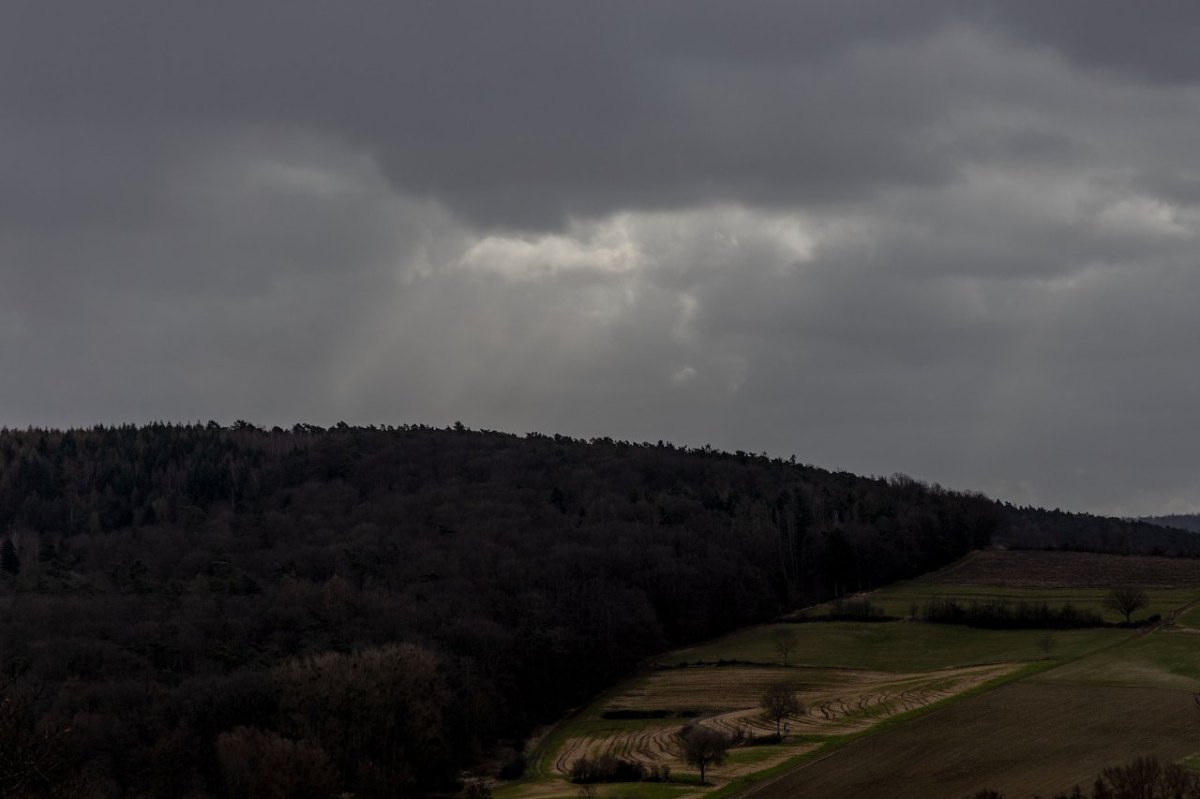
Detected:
left=4, top=2, right=1200, bottom=515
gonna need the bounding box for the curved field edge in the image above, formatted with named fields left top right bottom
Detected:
left=548, top=665, right=1012, bottom=780
left=498, top=660, right=1046, bottom=799
left=495, top=643, right=1093, bottom=799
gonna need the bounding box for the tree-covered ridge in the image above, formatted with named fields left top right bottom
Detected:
left=0, top=422, right=1029, bottom=796
left=0, top=422, right=999, bottom=601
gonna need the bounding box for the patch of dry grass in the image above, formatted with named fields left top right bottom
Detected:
left=548, top=663, right=1015, bottom=787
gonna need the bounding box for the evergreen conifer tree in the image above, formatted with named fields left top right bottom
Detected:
left=38, top=536, right=58, bottom=565
left=1, top=538, right=19, bottom=575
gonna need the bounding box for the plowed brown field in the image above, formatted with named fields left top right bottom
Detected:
left=926, top=549, right=1200, bottom=588
left=740, top=682, right=1200, bottom=799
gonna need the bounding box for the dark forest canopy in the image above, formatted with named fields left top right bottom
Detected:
left=0, top=421, right=1183, bottom=797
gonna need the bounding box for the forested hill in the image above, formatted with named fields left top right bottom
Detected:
left=0, top=422, right=998, bottom=797
left=0, top=422, right=1176, bottom=797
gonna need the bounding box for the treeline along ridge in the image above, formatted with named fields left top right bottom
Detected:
left=0, top=422, right=1175, bottom=797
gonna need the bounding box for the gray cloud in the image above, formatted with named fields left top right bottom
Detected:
left=975, top=1, right=1200, bottom=84
left=2, top=2, right=964, bottom=228
left=3, top=3, right=1200, bottom=515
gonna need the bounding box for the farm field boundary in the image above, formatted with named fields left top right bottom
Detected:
left=732, top=682, right=1200, bottom=799
left=498, top=549, right=1200, bottom=799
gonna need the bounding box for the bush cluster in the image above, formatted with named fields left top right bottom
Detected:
left=799, top=598, right=896, bottom=622
left=600, top=709, right=672, bottom=720
left=923, top=597, right=1104, bottom=629
left=569, top=755, right=670, bottom=784
left=969, top=755, right=1200, bottom=798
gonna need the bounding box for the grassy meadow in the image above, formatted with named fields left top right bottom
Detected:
left=664, top=621, right=1126, bottom=672
left=848, top=580, right=1196, bottom=622
left=495, top=550, right=1200, bottom=799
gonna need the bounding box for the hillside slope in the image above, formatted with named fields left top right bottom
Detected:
left=0, top=422, right=1185, bottom=797
left=0, top=423, right=996, bottom=797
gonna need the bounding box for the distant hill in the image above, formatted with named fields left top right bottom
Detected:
left=1139, top=513, right=1200, bottom=534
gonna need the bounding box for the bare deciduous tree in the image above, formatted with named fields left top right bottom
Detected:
left=216, top=726, right=337, bottom=799
left=0, top=683, right=79, bottom=798
left=1097, top=755, right=1200, bottom=797
left=274, top=642, right=447, bottom=794
left=679, top=725, right=731, bottom=784
left=1103, top=587, right=1149, bottom=624
left=770, top=626, right=799, bottom=667
left=760, top=682, right=804, bottom=737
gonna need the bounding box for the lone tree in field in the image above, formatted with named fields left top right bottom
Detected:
left=770, top=626, right=799, bottom=666
left=760, top=682, right=803, bottom=737
left=679, top=725, right=731, bottom=784
left=1103, top=586, right=1149, bottom=624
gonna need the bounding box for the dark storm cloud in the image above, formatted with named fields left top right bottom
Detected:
left=5, top=2, right=1200, bottom=228
left=975, top=2, right=1200, bottom=84
left=3, top=2, right=1200, bottom=514
left=1, top=1, right=968, bottom=229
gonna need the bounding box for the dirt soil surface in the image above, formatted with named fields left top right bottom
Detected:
left=926, top=550, right=1200, bottom=589
left=737, top=682, right=1200, bottom=799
